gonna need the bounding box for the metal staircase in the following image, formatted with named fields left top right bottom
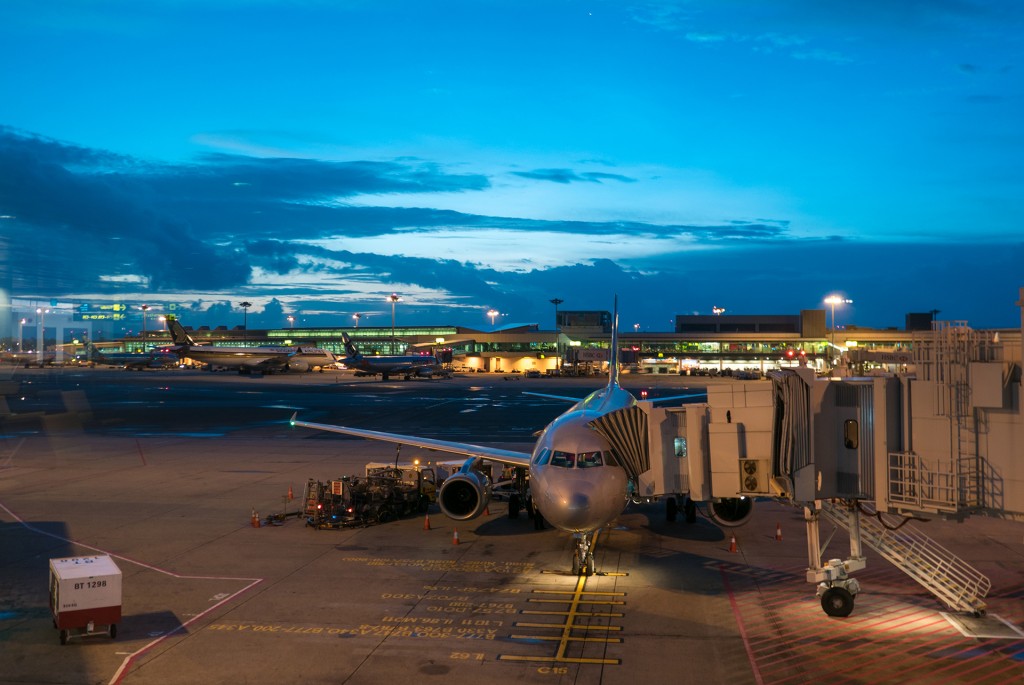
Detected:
left=821, top=501, right=990, bottom=615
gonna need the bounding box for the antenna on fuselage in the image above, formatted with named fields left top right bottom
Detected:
left=609, top=296, right=620, bottom=389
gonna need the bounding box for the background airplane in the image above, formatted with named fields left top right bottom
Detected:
left=84, top=342, right=178, bottom=370
left=167, top=316, right=336, bottom=374
left=293, top=302, right=750, bottom=575
left=338, top=332, right=447, bottom=381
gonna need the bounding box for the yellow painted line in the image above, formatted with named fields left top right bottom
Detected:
left=532, top=589, right=625, bottom=596
left=528, top=598, right=625, bottom=605
left=516, top=622, right=622, bottom=631
left=498, top=655, right=621, bottom=665
left=521, top=610, right=624, bottom=618
left=509, top=635, right=622, bottom=643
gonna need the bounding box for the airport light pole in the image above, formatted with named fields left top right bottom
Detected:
left=287, top=315, right=295, bottom=329
left=388, top=294, right=401, bottom=354
left=487, top=309, right=499, bottom=330
left=353, top=313, right=361, bottom=328
left=239, top=301, right=252, bottom=341
left=550, top=298, right=563, bottom=374
left=18, top=318, right=26, bottom=352
left=824, top=295, right=852, bottom=369
left=140, top=305, right=149, bottom=350
left=713, top=306, right=725, bottom=316
left=35, top=308, right=48, bottom=361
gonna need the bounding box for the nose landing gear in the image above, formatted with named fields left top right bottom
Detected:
left=572, top=533, right=595, bottom=576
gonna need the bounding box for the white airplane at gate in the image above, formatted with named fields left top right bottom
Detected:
left=292, top=301, right=752, bottom=574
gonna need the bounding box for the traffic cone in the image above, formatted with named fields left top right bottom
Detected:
left=728, top=534, right=737, bottom=553
left=287, top=485, right=294, bottom=501
left=452, top=528, right=459, bottom=545
left=483, top=504, right=490, bottom=516
left=775, top=523, right=783, bottom=542
left=251, top=509, right=260, bottom=528
left=424, top=513, right=431, bottom=530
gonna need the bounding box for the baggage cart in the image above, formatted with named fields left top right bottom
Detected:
left=48, top=555, right=122, bottom=644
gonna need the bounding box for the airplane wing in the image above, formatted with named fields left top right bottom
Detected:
left=290, top=415, right=532, bottom=467
left=524, top=390, right=706, bottom=405
left=522, top=391, right=581, bottom=402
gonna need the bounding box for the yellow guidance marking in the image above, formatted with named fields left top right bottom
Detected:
left=499, top=533, right=623, bottom=666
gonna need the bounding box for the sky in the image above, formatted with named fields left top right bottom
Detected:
left=1, top=0, right=1023, bottom=335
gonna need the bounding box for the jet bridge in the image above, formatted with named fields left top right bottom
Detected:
left=591, top=350, right=1015, bottom=616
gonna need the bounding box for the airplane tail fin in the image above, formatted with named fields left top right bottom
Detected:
left=341, top=332, right=363, bottom=360
left=166, top=316, right=196, bottom=346
left=83, top=341, right=102, bottom=361
left=609, top=296, right=621, bottom=389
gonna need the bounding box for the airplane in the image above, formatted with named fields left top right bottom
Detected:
left=337, top=332, right=447, bottom=381
left=0, top=351, right=56, bottom=367
left=83, top=342, right=178, bottom=370
left=292, top=301, right=752, bottom=576
left=166, top=316, right=337, bottom=374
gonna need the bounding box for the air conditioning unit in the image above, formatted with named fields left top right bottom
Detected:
left=738, top=459, right=770, bottom=494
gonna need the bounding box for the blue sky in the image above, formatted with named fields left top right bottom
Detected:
left=2, top=0, right=1022, bottom=333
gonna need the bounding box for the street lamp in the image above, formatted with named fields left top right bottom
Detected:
left=824, top=295, right=852, bottom=368
left=239, top=301, right=252, bottom=341
left=550, top=298, right=563, bottom=374
left=35, top=308, right=48, bottom=360
left=487, top=309, right=499, bottom=330
left=140, top=305, right=149, bottom=349
left=353, top=313, right=362, bottom=328
left=712, top=306, right=725, bottom=316
left=18, top=318, right=26, bottom=352
left=387, top=294, right=401, bottom=354
left=287, top=315, right=295, bottom=329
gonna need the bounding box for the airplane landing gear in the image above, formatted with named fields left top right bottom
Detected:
left=572, top=533, right=595, bottom=576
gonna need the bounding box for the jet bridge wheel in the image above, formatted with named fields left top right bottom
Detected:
left=820, top=587, right=855, bottom=617
left=665, top=496, right=678, bottom=522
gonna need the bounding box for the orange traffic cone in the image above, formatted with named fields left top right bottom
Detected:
left=424, top=513, right=431, bottom=531
left=775, top=523, right=783, bottom=542
left=287, top=485, right=294, bottom=501
left=452, top=528, right=460, bottom=545
left=483, top=504, right=490, bottom=516
left=728, top=534, right=737, bottom=553
left=251, top=509, right=260, bottom=528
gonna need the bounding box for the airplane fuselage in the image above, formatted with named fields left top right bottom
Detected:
left=527, top=383, right=635, bottom=533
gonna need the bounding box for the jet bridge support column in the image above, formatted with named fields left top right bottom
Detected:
left=804, top=500, right=867, bottom=617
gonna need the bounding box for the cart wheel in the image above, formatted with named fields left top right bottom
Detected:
left=820, top=587, right=855, bottom=617
left=109, top=624, right=118, bottom=639
left=59, top=629, right=69, bottom=645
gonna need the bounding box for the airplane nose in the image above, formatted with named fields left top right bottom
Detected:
left=543, top=482, right=593, bottom=531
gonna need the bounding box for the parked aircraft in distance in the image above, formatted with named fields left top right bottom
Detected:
left=166, top=316, right=336, bottom=374
left=84, top=342, right=178, bottom=370
left=338, top=332, right=448, bottom=381
left=293, top=301, right=750, bottom=575
left=0, top=351, right=56, bottom=367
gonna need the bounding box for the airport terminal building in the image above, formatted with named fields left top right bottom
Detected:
left=107, top=303, right=1021, bottom=378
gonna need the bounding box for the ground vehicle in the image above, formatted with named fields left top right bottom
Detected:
left=303, top=463, right=440, bottom=529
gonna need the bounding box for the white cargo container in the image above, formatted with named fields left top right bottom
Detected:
left=48, top=555, right=122, bottom=644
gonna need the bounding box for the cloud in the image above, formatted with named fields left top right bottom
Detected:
left=510, top=168, right=637, bottom=184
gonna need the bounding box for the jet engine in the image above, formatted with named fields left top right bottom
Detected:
left=287, top=359, right=310, bottom=373
left=438, top=461, right=492, bottom=520
left=706, top=496, right=754, bottom=527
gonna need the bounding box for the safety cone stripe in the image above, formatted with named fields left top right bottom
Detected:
left=452, top=528, right=459, bottom=545
left=424, top=513, right=431, bottom=530
left=775, top=523, right=783, bottom=541
left=729, top=534, right=737, bottom=552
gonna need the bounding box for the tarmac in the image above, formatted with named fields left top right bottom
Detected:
left=1, top=367, right=1022, bottom=684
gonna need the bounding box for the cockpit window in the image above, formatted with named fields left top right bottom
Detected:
left=549, top=450, right=575, bottom=468
left=533, top=448, right=551, bottom=466
left=577, top=451, right=603, bottom=468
